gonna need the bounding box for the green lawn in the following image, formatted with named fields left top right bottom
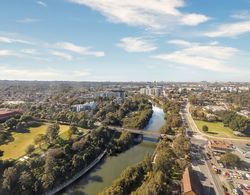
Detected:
left=194, top=120, right=250, bottom=140
left=0, top=123, right=71, bottom=160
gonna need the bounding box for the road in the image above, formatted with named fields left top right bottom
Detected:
left=181, top=103, right=225, bottom=195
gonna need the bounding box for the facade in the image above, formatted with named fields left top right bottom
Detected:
left=182, top=166, right=203, bottom=195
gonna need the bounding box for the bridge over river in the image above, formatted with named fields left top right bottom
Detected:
left=107, top=126, right=174, bottom=140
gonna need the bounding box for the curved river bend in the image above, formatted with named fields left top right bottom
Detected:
left=62, top=106, right=165, bottom=195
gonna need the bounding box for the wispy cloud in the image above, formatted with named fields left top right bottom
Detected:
left=204, top=21, right=250, bottom=37
left=21, top=49, right=38, bottom=55
left=37, top=1, right=47, bottom=7
left=0, top=65, right=91, bottom=81
left=16, top=18, right=40, bottom=24
left=50, top=50, right=73, bottom=60
left=0, top=50, right=20, bottom=57
left=117, top=37, right=157, bottom=52
left=168, top=39, right=193, bottom=47
left=153, top=40, right=240, bottom=73
left=231, top=10, right=250, bottom=20
left=0, top=36, right=32, bottom=44
left=68, top=0, right=209, bottom=31
left=56, top=42, right=105, bottom=57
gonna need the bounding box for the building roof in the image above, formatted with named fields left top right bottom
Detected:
left=209, top=140, right=231, bottom=150
left=182, top=166, right=203, bottom=195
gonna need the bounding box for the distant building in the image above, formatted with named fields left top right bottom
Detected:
left=0, top=109, right=20, bottom=121
left=182, top=166, right=203, bottom=195
left=208, top=140, right=232, bottom=153
left=93, top=90, right=125, bottom=99
left=71, top=101, right=97, bottom=112
left=139, top=86, right=162, bottom=97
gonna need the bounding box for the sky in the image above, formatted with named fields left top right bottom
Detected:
left=0, top=0, right=250, bottom=82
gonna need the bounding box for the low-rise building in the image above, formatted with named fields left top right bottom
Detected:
left=182, top=166, right=203, bottom=195
left=208, top=140, right=232, bottom=153
left=71, top=101, right=97, bottom=112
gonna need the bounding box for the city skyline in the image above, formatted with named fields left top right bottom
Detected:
left=1, top=0, right=250, bottom=82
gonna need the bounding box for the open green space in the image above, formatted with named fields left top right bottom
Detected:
left=0, top=123, right=73, bottom=160
left=194, top=120, right=250, bottom=140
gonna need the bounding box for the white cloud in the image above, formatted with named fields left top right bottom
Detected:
left=204, top=21, right=250, bottom=37
left=56, top=42, right=105, bottom=57
left=117, top=37, right=157, bottom=52
left=168, top=39, right=193, bottom=47
left=0, top=36, right=32, bottom=44
left=16, top=18, right=40, bottom=24
left=21, top=49, right=38, bottom=55
left=0, top=65, right=91, bottom=81
left=0, top=50, right=19, bottom=57
left=68, top=0, right=209, bottom=31
left=50, top=50, right=73, bottom=60
left=153, top=41, right=240, bottom=73
left=180, top=13, right=209, bottom=26
left=231, top=10, right=250, bottom=20
left=37, top=1, right=47, bottom=7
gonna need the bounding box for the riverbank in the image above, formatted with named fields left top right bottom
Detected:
left=45, top=150, right=107, bottom=195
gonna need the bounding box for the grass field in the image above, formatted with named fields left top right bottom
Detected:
left=194, top=120, right=250, bottom=140
left=0, top=123, right=71, bottom=160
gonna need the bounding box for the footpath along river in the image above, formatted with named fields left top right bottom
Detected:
left=62, top=105, right=165, bottom=195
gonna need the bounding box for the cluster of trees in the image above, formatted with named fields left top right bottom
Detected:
left=221, top=152, right=240, bottom=167
left=133, top=135, right=190, bottom=194
left=221, top=111, right=250, bottom=134
left=160, top=100, right=182, bottom=134
left=0, top=124, right=139, bottom=195
left=108, top=131, right=135, bottom=155
left=0, top=115, right=41, bottom=145
left=225, top=92, right=250, bottom=109
left=101, top=95, right=153, bottom=128
left=0, top=126, right=114, bottom=194
left=123, top=108, right=153, bottom=129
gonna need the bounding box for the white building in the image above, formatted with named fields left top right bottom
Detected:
left=71, top=101, right=97, bottom=112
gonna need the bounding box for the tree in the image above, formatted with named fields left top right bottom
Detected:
left=221, top=152, right=240, bottom=167
left=2, top=167, right=18, bottom=190
left=5, top=118, right=18, bottom=129
left=34, top=134, right=46, bottom=149
left=69, top=125, right=78, bottom=134
left=19, top=171, right=33, bottom=190
left=189, top=94, right=197, bottom=105
left=25, top=144, right=35, bottom=155
left=202, top=125, right=209, bottom=132
left=46, top=124, right=60, bottom=144
left=0, top=149, right=3, bottom=157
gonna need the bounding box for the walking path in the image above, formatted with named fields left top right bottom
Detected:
left=44, top=150, right=107, bottom=195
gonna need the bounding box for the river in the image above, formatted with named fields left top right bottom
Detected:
left=62, top=105, right=165, bottom=195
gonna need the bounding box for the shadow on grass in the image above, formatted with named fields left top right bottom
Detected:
left=207, top=132, right=218, bottom=135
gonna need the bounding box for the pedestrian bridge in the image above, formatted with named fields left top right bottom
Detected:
left=108, top=126, right=174, bottom=140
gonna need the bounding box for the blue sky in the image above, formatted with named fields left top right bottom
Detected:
left=0, top=0, right=250, bottom=82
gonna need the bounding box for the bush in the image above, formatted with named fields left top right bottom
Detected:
left=202, top=125, right=208, bottom=132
